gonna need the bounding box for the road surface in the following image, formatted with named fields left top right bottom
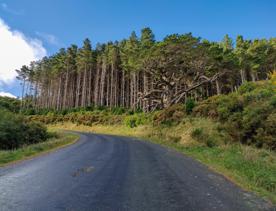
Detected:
left=0, top=132, right=273, bottom=210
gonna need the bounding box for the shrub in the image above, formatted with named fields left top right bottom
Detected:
left=24, top=121, right=48, bottom=145
left=254, top=112, right=276, bottom=150
left=124, top=113, right=147, bottom=128
left=193, top=79, right=276, bottom=150
left=270, top=96, right=276, bottom=107
left=0, top=96, right=20, bottom=113
left=191, top=128, right=204, bottom=138
left=206, top=137, right=217, bottom=148
left=153, top=104, right=185, bottom=126
left=0, top=109, right=48, bottom=150
left=191, top=127, right=218, bottom=148
left=185, top=98, right=195, bottom=114
left=238, top=82, right=257, bottom=94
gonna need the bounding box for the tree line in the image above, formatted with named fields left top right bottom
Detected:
left=16, top=28, right=276, bottom=111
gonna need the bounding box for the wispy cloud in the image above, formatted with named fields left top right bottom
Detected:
left=1, top=3, right=24, bottom=15
left=36, top=31, right=62, bottom=46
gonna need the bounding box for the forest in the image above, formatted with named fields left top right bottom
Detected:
left=16, top=28, right=276, bottom=112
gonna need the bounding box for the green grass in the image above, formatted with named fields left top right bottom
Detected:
left=50, top=120, right=276, bottom=204
left=0, top=132, right=79, bottom=166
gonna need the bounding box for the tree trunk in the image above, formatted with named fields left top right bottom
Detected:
left=215, top=79, right=221, bottom=95
left=63, top=66, right=69, bottom=109
left=75, top=72, right=81, bottom=108
left=240, top=69, right=246, bottom=84
left=81, top=66, right=87, bottom=107
left=100, top=59, right=107, bottom=106
left=88, top=66, right=92, bottom=106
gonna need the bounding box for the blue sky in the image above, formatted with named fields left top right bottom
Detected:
left=0, top=0, right=275, bottom=97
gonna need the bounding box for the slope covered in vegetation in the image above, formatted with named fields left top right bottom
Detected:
left=30, top=78, right=276, bottom=150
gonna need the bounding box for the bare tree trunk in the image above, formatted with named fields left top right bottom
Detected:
left=57, top=76, right=62, bottom=110
left=94, top=63, right=100, bottom=106
left=121, top=70, right=125, bottom=107
left=75, top=72, right=81, bottom=108
left=215, top=79, right=221, bottom=95
left=81, top=66, right=87, bottom=107
left=63, top=66, right=69, bottom=109
left=251, top=71, right=257, bottom=82
left=240, top=69, right=246, bottom=84
left=100, top=59, right=107, bottom=106
left=87, top=67, right=92, bottom=106
left=20, top=79, right=26, bottom=112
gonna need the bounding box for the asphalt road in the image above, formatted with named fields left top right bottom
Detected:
left=0, top=132, right=273, bottom=211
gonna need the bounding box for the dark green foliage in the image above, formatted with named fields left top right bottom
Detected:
left=191, top=128, right=204, bottom=137
left=185, top=98, right=195, bottom=114
left=191, top=127, right=219, bottom=148
left=194, top=81, right=276, bottom=150
left=238, top=82, right=258, bottom=94
left=270, top=96, right=276, bottom=107
left=0, top=109, right=48, bottom=150
left=0, top=97, right=20, bottom=112
left=111, top=107, right=126, bottom=115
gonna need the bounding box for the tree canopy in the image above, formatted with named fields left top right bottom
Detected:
left=16, top=28, right=276, bottom=111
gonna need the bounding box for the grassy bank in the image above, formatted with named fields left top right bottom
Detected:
left=50, top=121, right=276, bottom=204
left=0, top=132, right=79, bottom=167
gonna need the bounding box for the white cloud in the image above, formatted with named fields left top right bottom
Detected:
left=36, top=31, right=60, bottom=46
left=0, top=18, right=47, bottom=85
left=0, top=91, right=17, bottom=98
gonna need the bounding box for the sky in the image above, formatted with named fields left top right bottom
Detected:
left=0, top=0, right=275, bottom=98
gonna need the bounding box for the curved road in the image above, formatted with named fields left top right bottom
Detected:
left=0, top=132, right=273, bottom=211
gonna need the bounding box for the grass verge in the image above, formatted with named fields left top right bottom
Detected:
left=49, top=121, right=276, bottom=204
left=0, top=132, right=79, bottom=167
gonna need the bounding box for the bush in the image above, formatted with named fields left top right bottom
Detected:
left=124, top=113, right=147, bottom=128
left=194, top=80, right=276, bottom=150
left=191, top=128, right=204, bottom=138
left=153, top=104, right=185, bottom=126
left=191, top=127, right=219, bottom=148
left=0, top=96, right=20, bottom=113
left=0, top=109, right=48, bottom=150
left=24, top=122, right=48, bottom=145
left=238, top=82, right=257, bottom=94
left=185, top=98, right=195, bottom=114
